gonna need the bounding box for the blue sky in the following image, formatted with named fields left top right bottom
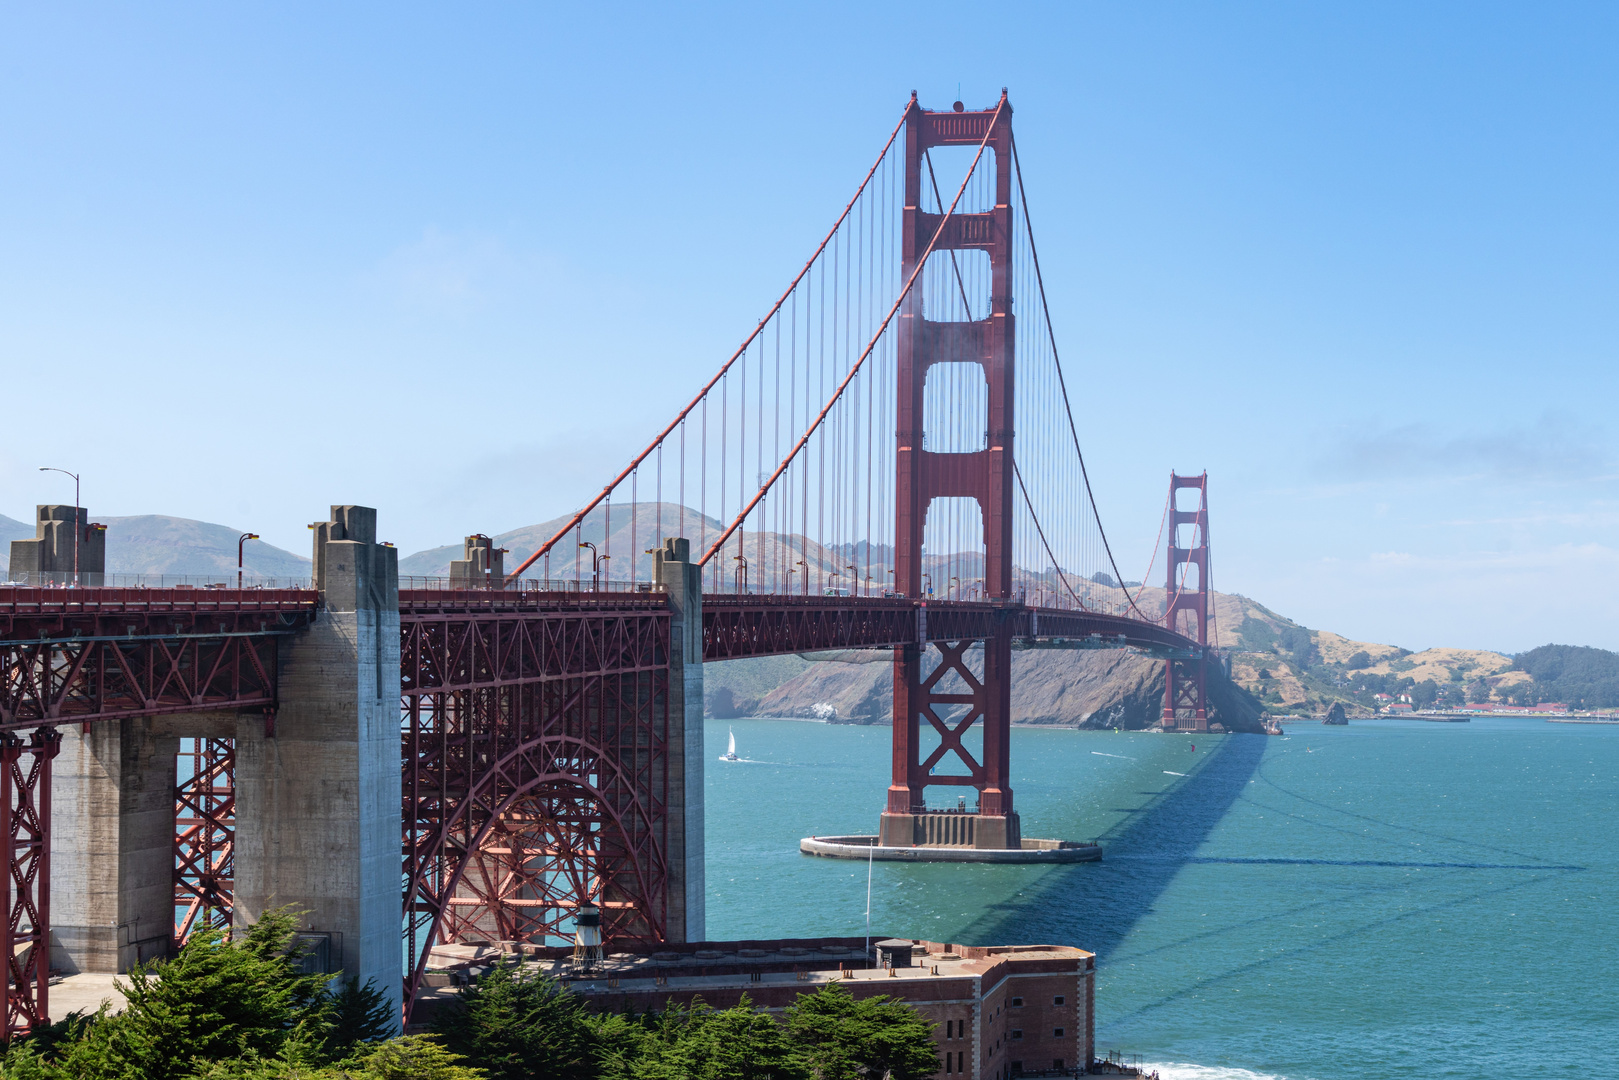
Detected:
left=3, top=3, right=1616, bottom=652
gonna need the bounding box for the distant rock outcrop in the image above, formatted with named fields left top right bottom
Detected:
left=1323, top=701, right=1348, bottom=725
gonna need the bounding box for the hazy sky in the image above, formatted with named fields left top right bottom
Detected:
left=4, top=3, right=1616, bottom=653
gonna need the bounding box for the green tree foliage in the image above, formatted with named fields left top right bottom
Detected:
left=1276, top=626, right=1316, bottom=664
left=1236, top=618, right=1277, bottom=652
left=1411, top=680, right=1439, bottom=709
left=321, top=981, right=395, bottom=1062
left=1512, top=644, right=1619, bottom=707
left=0, top=909, right=395, bottom=1080
left=338, top=1035, right=486, bottom=1080
left=188, top=1035, right=484, bottom=1080
left=431, top=962, right=594, bottom=1080
left=1345, top=651, right=1371, bottom=670
left=1467, top=676, right=1492, bottom=704
left=624, top=998, right=802, bottom=1080
left=783, top=982, right=938, bottom=1080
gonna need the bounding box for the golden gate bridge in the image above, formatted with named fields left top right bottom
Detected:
left=0, top=92, right=1214, bottom=1034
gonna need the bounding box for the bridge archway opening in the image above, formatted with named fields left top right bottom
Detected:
left=923, top=362, right=989, bottom=454
left=1169, top=607, right=1204, bottom=640
left=918, top=145, right=997, bottom=216
left=922, top=249, right=992, bottom=324
left=920, top=497, right=986, bottom=600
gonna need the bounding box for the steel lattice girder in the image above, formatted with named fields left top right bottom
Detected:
left=0, top=634, right=286, bottom=731
left=1, top=729, right=57, bottom=1040
left=400, top=607, right=671, bottom=1016
left=701, top=596, right=1197, bottom=660
left=174, top=738, right=235, bottom=945
left=0, top=588, right=317, bottom=638
left=399, top=608, right=671, bottom=693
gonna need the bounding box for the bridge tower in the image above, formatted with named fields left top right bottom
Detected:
left=881, top=93, right=1021, bottom=850
left=1161, top=473, right=1210, bottom=732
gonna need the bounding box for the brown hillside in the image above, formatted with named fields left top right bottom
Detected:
left=739, top=646, right=1263, bottom=733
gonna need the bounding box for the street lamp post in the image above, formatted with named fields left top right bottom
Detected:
left=238, top=533, right=260, bottom=589
left=38, top=467, right=80, bottom=586
left=795, top=560, right=808, bottom=596
left=733, top=554, right=748, bottom=594
left=579, top=541, right=601, bottom=591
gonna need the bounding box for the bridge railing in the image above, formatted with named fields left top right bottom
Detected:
left=2, top=571, right=314, bottom=590
left=402, top=575, right=657, bottom=594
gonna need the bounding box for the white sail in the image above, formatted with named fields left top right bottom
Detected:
left=727, top=728, right=737, bottom=757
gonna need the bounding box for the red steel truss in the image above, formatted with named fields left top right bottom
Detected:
left=1162, top=473, right=1212, bottom=731
left=0, top=588, right=314, bottom=732
left=1, top=729, right=57, bottom=1040
left=174, top=737, right=235, bottom=945
left=399, top=598, right=672, bottom=1011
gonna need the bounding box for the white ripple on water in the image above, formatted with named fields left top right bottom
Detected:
left=1140, top=1064, right=1291, bottom=1080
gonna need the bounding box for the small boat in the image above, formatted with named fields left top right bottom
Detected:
left=720, top=727, right=740, bottom=762
left=1262, top=717, right=1284, bottom=736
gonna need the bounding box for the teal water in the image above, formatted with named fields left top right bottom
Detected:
left=704, top=717, right=1618, bottom=1080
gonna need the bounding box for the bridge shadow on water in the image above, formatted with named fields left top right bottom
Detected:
left=960, top=732, right=1270, bottom=961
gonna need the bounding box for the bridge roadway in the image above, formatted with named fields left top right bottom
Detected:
left=0, top=584, right=1197, bottom=730
left=395, top=586, right=1200, bottom=696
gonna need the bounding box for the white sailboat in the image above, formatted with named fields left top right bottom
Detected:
left=720, top=726, right=740, bottom=762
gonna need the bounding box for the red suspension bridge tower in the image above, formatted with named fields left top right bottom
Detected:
left=1161, top=472, right=1211, bottom=732
left=881, top=93, right=1022, bottom=850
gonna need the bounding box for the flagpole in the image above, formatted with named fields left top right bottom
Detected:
left=864, top=839, right=874, bottom=963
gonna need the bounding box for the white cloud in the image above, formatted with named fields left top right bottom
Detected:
left=1312, top=413, right=1610, bottom=485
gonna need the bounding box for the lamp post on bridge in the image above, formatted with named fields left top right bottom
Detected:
left=238, top=533, right=259, bottom=589
left=733, top=553, right=748, bottom=594
left=845, top=564, right=858, bottom=596
left=579, top=541, right=603, bottom=592
left=38, top=467, right=80, bottom=586
left=795, top=560, right=808, bottom=596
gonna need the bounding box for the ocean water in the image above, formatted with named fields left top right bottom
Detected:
left=704, top=716, right=1619, bottom=1080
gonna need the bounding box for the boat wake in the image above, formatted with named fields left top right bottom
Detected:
left=1091, top=751, right=1135, bottom=760
left=1162, top=770, right=1187, bottom=777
